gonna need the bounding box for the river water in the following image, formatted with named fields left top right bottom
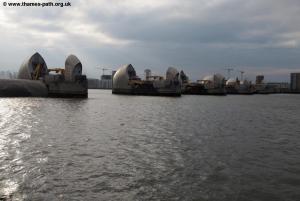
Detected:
left=0, top=90, right=299, bottom=201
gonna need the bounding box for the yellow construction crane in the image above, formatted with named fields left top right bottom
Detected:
left=33, top=65, right=65, bottom=80
left=33, top=63, right=42, bottom=80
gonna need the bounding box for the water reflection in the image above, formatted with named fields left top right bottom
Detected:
left=0, top=92, right=299, bottom=201
left=0, top=98, right=42, bottom=200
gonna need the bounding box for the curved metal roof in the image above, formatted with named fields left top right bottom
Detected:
left=226, top=78, right=237, bottom=85
left=17, top=52, right=48, bottom=80
left=113, top=64, right=136, bottom=90
left=166, top=67, right=179, bottom=81
left=65, top=54, right=82, bottom=81
left=215, top=73, right=225, bottom=80
left=202, top=75, right=214, bottom=82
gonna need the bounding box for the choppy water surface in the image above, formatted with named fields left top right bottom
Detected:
left=0, top=90, right=299, bottom=201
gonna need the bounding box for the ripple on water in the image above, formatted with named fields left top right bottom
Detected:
left=0, top=93, right=300, bottom=200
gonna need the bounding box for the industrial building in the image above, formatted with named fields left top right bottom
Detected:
left=254, top=75, right=291, bottom=94
left=112, top=64, right=181, bottom=96
left=264, top=82, right=290, bottom=93
left=291, top=73, right=300, bottom=93
left=256, top=75, right=264, bottom=85
left=87, top=71, right=115, bottom=89
left=87, top=78, right=100, bottom=89
left=99, top=74, right=113, bottom=89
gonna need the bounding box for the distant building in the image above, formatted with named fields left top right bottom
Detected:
left=144, top=69, right=151, bottom=80
left=266, top=82, right=290, bottom=93
left=87, top=72, right=114, bottom=89
left=99, top=74, right=112, bottom=89
left=88, top=78, right=100, bottom=89
left=256, top=75, right=264, bottom=84
left=0, top=71, right=17, bottom=79
left=291, top=73, right=300, bottom=92
left=101, top=75, right=112, bottom=80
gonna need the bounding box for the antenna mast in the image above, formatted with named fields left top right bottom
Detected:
left=239, top=70, right=245, bottom=81
left=225, top=68, right=234, bottom=79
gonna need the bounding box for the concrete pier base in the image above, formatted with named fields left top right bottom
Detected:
left=0, top=79, right=48, bottom=97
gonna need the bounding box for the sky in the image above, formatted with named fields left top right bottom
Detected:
left=0, top=0, right=300, bottom=81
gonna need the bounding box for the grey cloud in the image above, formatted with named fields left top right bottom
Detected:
left=84, top=0, right=300, bottom=47
left=1, top=0, right=300, bottom=82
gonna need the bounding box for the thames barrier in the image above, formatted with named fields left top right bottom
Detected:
left=0, top=52, right=87, bottom=98
left=1, top=52, right=300, bottom=97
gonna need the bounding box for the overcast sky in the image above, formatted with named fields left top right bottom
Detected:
left=1, top=0, right=300, bottom=81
